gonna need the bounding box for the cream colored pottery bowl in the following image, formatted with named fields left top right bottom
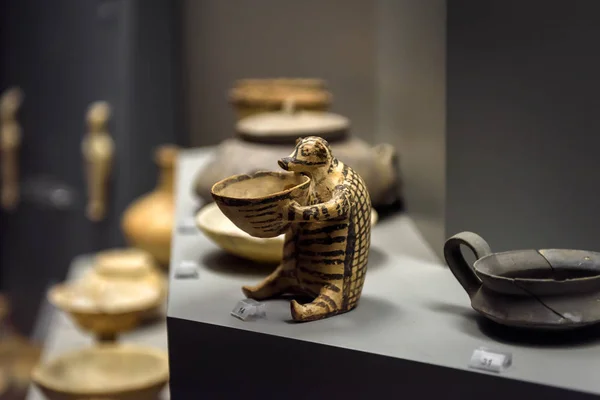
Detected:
left=48, top=277, right=162, bottom=341
left=32, top=344, right=168, bottom=400
left=196, top=202, right=379, bottom=264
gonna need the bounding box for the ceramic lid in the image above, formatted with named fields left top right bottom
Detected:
left=236, top=106, right=349, bottom=143
left=94, top=248, right=155, bottom=278
left=235, top=78, right=326, bottom=89
left=49, top=278, right=161, bottom=314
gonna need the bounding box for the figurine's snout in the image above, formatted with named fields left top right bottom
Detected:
left=278, top=157, right=293, bottom=171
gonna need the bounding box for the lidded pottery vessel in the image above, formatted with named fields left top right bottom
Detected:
left=193, top=105, right=402, bottom=209
left=121, top=145, right=178, bottom=267
left=229, top=78, right=332, bottom=120
left=88, top=248, right=166, bottom=295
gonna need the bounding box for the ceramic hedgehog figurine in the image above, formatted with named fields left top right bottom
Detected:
left=242, top=136, right=372, bottom=322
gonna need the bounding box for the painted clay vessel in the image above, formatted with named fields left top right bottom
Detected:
left=121, top=145, right=178, bottom=267
left=211, top=171, right=311, bottom=238
left=195, top=106, right=402, bottom=209
left=212, top=136, right=372, bottom=322
left=444, top=231, right=600, bottom=330
left=32, top=344, right=169, bottom=400
left=229, top=78, right=331, bottom=120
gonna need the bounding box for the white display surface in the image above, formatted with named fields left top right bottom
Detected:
left=168, top=149, right=600, bottom=397
left=26, top=257, right=170, bottom=400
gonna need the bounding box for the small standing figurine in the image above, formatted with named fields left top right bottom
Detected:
left=242, top=136, right=372, bottom=322
left=0, top=87, right=24, bottom=212
left=82, top=101, right=114, bottom=222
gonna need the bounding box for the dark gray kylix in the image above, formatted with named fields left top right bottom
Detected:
left=444, top=232, right=600, bottom=330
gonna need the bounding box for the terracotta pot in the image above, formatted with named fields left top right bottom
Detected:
left=193, top=108, right=402, bottom=209
left=121, top=145, right=177, bottom=267
left=229, top=78, right=331, bottom=120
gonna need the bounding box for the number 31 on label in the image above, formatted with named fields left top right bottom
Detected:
left=469, top=347, right=512, bottom=373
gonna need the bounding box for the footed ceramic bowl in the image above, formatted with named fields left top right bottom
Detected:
left=48, top=277, right=162, bottom=342
left=196, top=202, right=379, bottom=264
left=211, top=171, right=311, bottom=238
left=32, top=344, right=168, bottom=400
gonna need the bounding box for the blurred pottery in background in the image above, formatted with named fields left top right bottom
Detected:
left=48, top=275, right=162, bottom=342
left=85, top=248, right=167, bottom=319
left=0, top=295, right=43, bottom=396
left=36, top=248, right=169, bottom=400
left=196, top=201, right=379, bottom=264
left=193, top=105, right=402, bottom=210
left=90, top=248, right=166, bottom=293
left=229, top=77, right=331, bottom=120
left=0, top=294, right=7, bottom=327
left=121, top=145, right=178, bottom=267
left=32, top=344, right=169, bottom=400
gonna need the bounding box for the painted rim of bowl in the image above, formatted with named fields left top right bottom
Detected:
left=211, top=171, right=311, bottom=203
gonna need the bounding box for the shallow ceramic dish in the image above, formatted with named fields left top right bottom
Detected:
left=211, top=171, right=311, bottom=238
left=48, top=278, right=162, bottom=341
left=196, top=202, right=379, bottom=264
left=32, top=344, right=168, bottom=400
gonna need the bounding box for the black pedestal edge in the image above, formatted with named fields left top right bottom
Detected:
left=167, top=316, right=597, bottom=399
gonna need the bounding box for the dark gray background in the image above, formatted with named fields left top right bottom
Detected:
left=447, top=0, right=600, bottom=254
left=0, top=0, right=183, bottom=335
left=181, top=0, right=377, bottom=147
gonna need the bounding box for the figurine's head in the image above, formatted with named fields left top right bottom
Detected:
left=86, top=101, right=111, bottom=129
left=0, top=87, right=23, bottom=119
left=278, top=136, right=335, bottom=173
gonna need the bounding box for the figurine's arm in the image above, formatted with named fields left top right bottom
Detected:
left=289, top=185, right=350, bottom=222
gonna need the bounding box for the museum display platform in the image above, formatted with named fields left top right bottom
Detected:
left=167, top=149, right=600, bottom=399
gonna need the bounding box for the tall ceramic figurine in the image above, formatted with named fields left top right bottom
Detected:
left=82, top=101, right=114, bottom=222
left=241, top=136, right=372, bottom=322
left=0, top=87, right=23, bottom=211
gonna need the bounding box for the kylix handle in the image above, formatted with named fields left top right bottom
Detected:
left=443, top=231, right=492, bottom=298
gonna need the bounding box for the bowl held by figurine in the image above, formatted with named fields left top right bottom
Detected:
left=211, top=171, right=310, bottom=238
